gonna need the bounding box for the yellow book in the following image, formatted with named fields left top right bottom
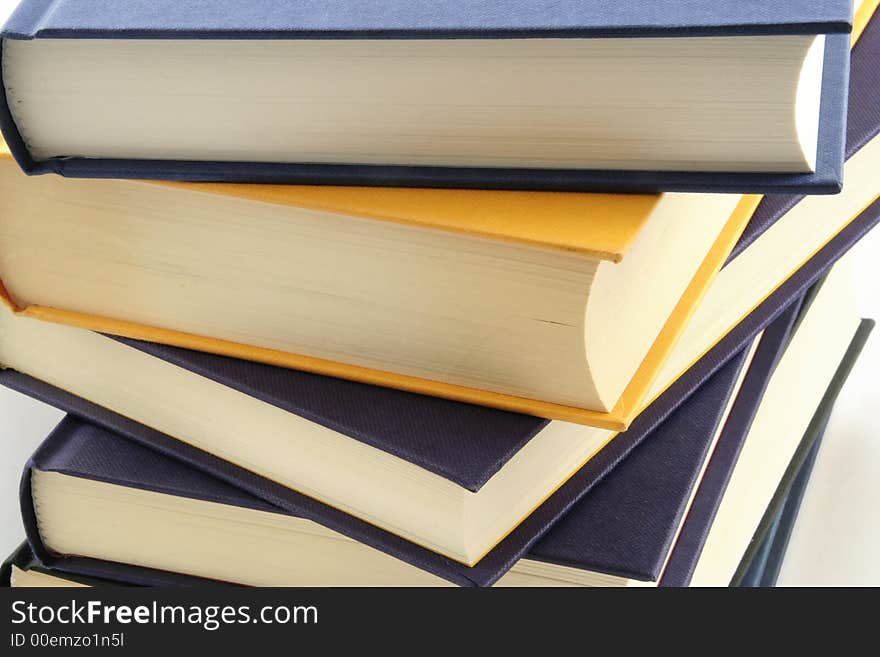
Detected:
left=0, top=141, right=757, bottom=430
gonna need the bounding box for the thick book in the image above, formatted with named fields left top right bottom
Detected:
left=0, top=7, right=878, bottom=429
left=0, top=143, right=757, bottom=428
left=16, top=273, right=869, bottom=587
left=0, top=1, right=859, bottom=193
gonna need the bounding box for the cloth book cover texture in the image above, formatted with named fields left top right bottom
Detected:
left=0, top=1, right=854, bottom=39
left=14, top=296, right=802, bottom=587
left=9, top=344, right=748, bottom=588
left=736, top=434, right=825, bottom=587
left=0, top=1, right=853, bottom=192
left=13, top=337, right=759, bottom=586
left=25, top=310, right=872, bottom=589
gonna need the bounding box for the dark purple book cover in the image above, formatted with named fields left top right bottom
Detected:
left=16, top=296, right=802, bottom=586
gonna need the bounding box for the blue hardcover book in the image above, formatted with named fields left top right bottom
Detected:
left=730, top=2, right=880, bottom=261
left=0, top=0, right=855, bottom=193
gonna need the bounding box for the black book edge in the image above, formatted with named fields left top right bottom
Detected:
left=656, top=281, right=870, bottom=587
left=755, top=438, right=823, bottom=586
left=730, top=318, right=875, bottom=587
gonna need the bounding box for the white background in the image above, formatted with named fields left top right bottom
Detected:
left=0, top=0, right=877, bottom=585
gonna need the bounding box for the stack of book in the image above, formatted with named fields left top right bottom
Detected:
left=1, top=0, right=878, bottom=588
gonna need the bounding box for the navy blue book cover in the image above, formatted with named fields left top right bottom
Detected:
left=18, top=301, right=792, bottom=587
left=0, top=1, right=854, bottom=39
left=0, top=0, right=856, bottom=193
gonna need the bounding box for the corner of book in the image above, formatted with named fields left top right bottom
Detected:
left=0, top=279, right=19, bottom=313
left=858, top=317, right=876, bottom=337
left=827, top=179, right=845, bottom=195
left=854, top=0, right=880, bottom=44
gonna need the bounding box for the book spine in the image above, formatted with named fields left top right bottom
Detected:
left=18, top=456, right=50, bottom=566
left=657, top=294, right=807, bottom=587
left=17, top=416, right=88, bottom=569
left=0, top=0, right=857, bottom=40
left=0, top=40, right=41, bottom=174
left=757, top=431, right=824, bottom=586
